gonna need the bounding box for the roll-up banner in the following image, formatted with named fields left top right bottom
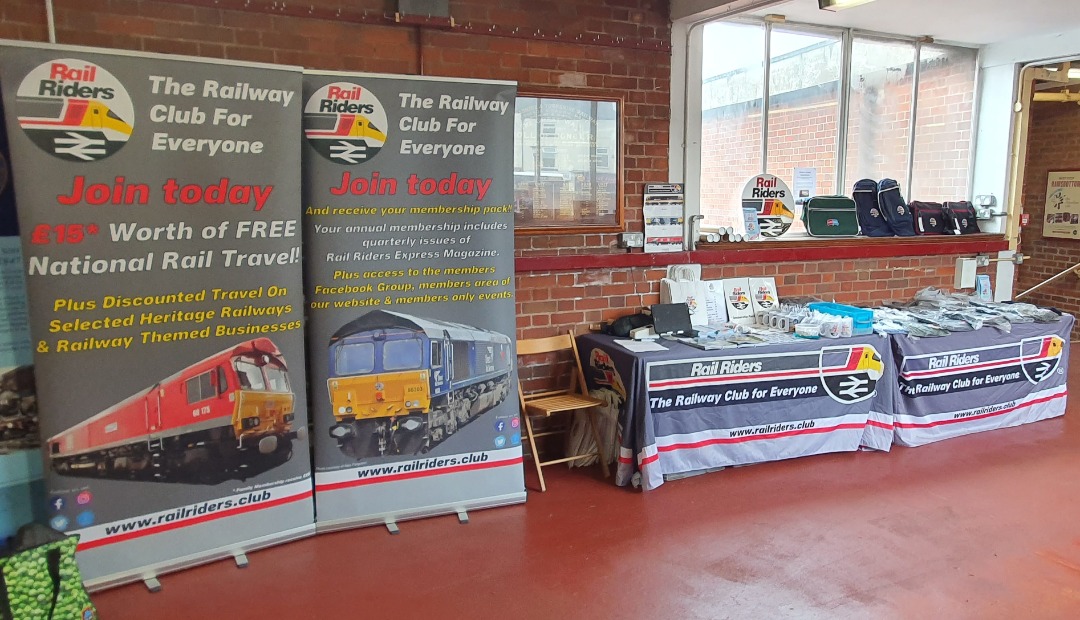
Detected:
left=0, top=42, right=314, bottom=588
left=301, top=71, right=524, bottom=531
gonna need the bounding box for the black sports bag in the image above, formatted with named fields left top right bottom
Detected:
left=853, top=179, right=891, bottom=237
left=877, top=178, right=916, bottom=237
left=910, top=201, right=947, bottom=235
left=944, top=201, right=981, bottom=235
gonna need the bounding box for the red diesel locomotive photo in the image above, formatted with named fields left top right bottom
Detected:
left=48, top=338, right=304, bottom=484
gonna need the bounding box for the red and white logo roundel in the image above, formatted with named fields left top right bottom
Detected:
left=303, top=82, right=388, bottom=164
left=16, top=59, right=134, bottom=162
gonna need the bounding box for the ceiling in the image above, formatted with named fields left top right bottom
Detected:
left=746, top=0, right=1080, bottom=45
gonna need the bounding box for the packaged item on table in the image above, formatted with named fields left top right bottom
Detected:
left=794, top=323, right=820, bottom=339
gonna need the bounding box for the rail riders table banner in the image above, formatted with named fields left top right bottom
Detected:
left=301, top=71, right=524, bottom=531
left=0, top=42, right=314, bottom=589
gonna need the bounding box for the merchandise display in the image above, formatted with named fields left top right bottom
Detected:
left=873, top=287, right=1061, bottom=337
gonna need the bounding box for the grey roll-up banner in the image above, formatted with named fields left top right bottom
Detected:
left=0, top=41, right=314, bottom=589
left=301, top=71, right=524, bottom=531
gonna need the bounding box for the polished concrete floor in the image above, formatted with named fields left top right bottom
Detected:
left=93, top=350, right=1080, bottom=619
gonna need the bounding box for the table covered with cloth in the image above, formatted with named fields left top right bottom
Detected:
left=577, top=333, right=895, bottom=491
left=881, top=315, right=1072, bottom=447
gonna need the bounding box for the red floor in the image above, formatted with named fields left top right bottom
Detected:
left=93, top=350, right=1080, bottom=619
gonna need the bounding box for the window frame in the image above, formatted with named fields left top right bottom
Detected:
left=686, top=15, right=981, bottom=235
left=514, top=88, right=625, bottom=236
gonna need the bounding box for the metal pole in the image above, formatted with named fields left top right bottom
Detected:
left=1015, top=261, right=1080, bottom=300
left=45, top=0, right=57, bottom=43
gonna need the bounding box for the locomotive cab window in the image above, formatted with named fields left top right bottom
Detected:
left=384, top=338, right=423, bottom=371
left=264, top=363, right=289, bottom=392
left=234, top=358, right=266, bottom=391
left=335, top=342, right=375, bottom=375
left=217, top=366, right=228, bottom=395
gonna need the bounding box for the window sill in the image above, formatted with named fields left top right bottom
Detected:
left=514, top=234, right=1008, bottom=272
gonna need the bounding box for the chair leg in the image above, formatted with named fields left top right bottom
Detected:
left=523, top=413, right=546, bottom=492
left=586, top=408, right=610, bottom=478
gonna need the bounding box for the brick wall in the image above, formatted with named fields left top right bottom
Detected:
left=2, top=0, right=989, bottom=354
left=1016, top=101, right=1080, bottom=340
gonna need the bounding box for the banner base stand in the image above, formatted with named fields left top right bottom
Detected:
left=316, top=491, right=525, bottom=535
left=143, top=577, right=162, bottom=593
left=457, top=509, right=469, bottom=525
left=85, top=523, right=316, bottom=592
left=233, top=552, right=249, bottom=568
left=385, top=520, right=400, bottom=535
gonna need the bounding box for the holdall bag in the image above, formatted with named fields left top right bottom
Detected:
left=876, top=178, right=917, bottom=237
left=944, top=201, right=982, bottom=235
left=0, top=524, right=96, bottom=620
left=801, top=195, right=860, bottom=237
left=910, top=201, right=947, bottom=235
left=853, top=179, right=891, bottom=237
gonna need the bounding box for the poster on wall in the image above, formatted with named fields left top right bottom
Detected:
left=1042, top=171, right=1080, bottom=239
left=0, top=42, right=314, bottom=588
left=301, top=71, right=524, bottom=532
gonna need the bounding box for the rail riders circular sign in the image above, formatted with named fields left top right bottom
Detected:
left=742, top=173, right=795, bottom=237
left=303, top=81, right=388, bottom=165
left=15, top=58, right=134, bottom=162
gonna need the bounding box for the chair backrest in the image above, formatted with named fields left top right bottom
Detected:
left=516, top=331, right=590, bottom=405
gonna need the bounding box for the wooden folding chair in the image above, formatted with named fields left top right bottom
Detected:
left=517, top=331, right=610, bottom=492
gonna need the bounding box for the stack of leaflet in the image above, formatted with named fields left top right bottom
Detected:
left=873, top=287, right=1061, bottom=337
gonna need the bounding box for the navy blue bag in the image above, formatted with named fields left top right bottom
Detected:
left=876, top=178, right=916, bottom=237
left=853, top=179, right=891, bottom=237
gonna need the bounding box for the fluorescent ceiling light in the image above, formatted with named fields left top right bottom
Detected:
left=819, top=0, right=878, bottom=10
left=1071, top=68, right=1080, bottom=79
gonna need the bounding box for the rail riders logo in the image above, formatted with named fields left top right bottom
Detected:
left=898, top=335, right=1065, bottom=397
left=304, top=81, right=388, bottom=164
left=646, top=344, right=884, bottom=411
left=15, top=59, right=134, bottom=162
left=728, top=285, right=751, bottom=311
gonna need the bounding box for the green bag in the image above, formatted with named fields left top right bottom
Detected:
left=0, top=525, right=96, bottom=620
left=801, top=195, right=860, bottom=237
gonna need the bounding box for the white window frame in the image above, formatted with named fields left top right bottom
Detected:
left=673, top=8, right=982, bottom=232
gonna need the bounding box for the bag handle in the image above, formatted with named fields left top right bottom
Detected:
left=45, top=549, right=61, bottom=620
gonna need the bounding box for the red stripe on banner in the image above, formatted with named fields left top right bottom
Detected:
left=315, top=456, right=523, bottom=493
left=658, top=422, right=865, bottom=452
left=651, top=366, right=831, bottom=389
left=867, top=419, right=893, bottom=430
left=639, top=453, right=659, bottom=466
left=893, top=391, right=1067, bottom=429
left=902, top=357, right=1023, bottom=379
left=77, top=490, right=313, bottom=551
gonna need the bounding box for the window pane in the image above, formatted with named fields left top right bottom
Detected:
left=910, top=45, right=977, bottom=202
left=700, top=21, right=765, bottom=229
left=767, top=28, right=842, bottom=234
left=845, top=38, right=916, bottom=192
left=334, top=343, right=374, bottom=376
left=383, top=338, right=423, bottom=371
left=514, top=97, right=619, bottom=228
left=235, top=359, right=266, bottom=391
